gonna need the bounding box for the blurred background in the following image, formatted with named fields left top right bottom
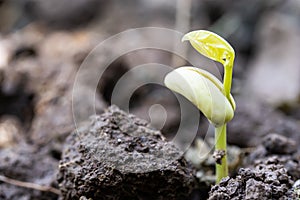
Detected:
left=0, top=0, right=300, bottom=198
left=1, top=0, right=299, bottom=145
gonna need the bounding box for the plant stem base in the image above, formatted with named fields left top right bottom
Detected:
left=215, top=124, right=228, bottom=183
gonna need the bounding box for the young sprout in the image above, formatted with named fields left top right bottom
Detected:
left=164, top=30, right=235, bottom=183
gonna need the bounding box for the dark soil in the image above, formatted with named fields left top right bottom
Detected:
left=209, top=158, right=294, bottom=199
left=208, top=134, right=300, bottom=199
left=227, top=98, right=300, bottom=148
left=245, top=134, right=300, bottom=181
left=58, top=106, right=197, bottom=200
left=0, top=143, right=60, bottom=200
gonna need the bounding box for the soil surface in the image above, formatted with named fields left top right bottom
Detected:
left=208, top=133, right=300, bottom=199
left=0, top=142, right=60, bottom=200
left=209, top=158, right=294, bottom=199
left=58, top=106, right=197, bottom=200
left=227, top=98, right=300, bottom=148
left=245, top=134, right=300, bottom=181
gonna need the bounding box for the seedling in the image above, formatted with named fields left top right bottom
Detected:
left=164, top=30, right=235, bottom=183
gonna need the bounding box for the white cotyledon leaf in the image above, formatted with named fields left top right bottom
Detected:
left=164, top=66, right=235, bottom=127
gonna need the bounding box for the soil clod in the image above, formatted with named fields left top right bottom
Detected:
left=262, top=133, right=297, bottom=154
left=58, top=106, right=197, bottom=200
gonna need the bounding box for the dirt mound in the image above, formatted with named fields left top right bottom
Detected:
left=58, top=106, right=197, bottom=200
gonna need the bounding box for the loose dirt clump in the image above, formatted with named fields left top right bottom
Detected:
left=208, top=158, right=294, bottom=199
left=246, top=133, right=300, bottom=181
left=58, top=105, right=197, bottom=200
left=209, top=133, right=300, bottom=199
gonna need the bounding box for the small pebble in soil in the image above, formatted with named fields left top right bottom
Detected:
left=58, top=105, right=197, bottom=200
left=213, top=150, right=226, bottom=165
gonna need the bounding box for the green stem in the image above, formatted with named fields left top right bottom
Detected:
left=215, top=124, right=228, bottom=183
left=223, top=60, right=233, bottom=98
left=215, top=59, right=233, bottom=183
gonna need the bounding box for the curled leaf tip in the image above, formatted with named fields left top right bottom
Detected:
left=181, top=34, right=190, bottom=42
